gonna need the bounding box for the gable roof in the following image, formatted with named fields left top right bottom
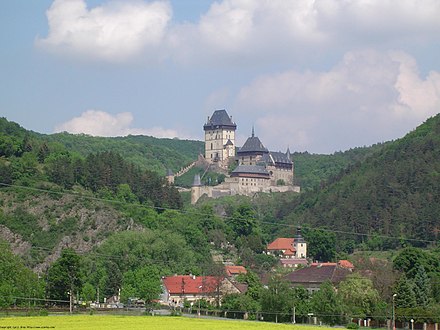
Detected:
left=225, top=265, right=247, bottom=277
left=162, top=275, right=223, bottom=295
left=285, top=264, right=350, bottom=285
left=204, top=110, right=236, bottom=130
left=267, top=238, right=295, bottom=251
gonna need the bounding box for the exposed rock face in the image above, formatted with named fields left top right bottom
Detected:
left=0, top=191, right=142, bottom=274
left=0, top=225, right=31, bottom=255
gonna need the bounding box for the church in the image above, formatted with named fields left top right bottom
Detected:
left=191, top=109, right=300, bottom=204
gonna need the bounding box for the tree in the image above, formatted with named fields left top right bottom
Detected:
left=46, top=248, right=82, bottom=302
left=227, top=204, right=258, bottom=238
left=393, top=247, right=431, bottom=278
left=338, top=273, right=380, bottom=318
left=260, top=276, right=293, bottom=323
left=413, top=264, right=430, bottom=307
left=394, top=274, right=416, bottom=308
left=291, top=286, right=311, bottom=323
left=0, top=243, right=44, bottom=307
left=310, top=281, right=343, bottom=326
left=303, top=228, right=336, bottom=262
left=121, top=266, right=161, bottom=304
left=81, top=282, right=96, bottom=302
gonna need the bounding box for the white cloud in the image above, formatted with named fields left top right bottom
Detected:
left=54, top=110, right=181, bottom=138
left=37, top=0, right=171, bottom=62
left=233, top=50, right=440, bottom=153
left=38, top=0, right=440, bottom=64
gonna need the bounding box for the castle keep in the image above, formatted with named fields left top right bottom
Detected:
left=204, top=109, right=236, bottom=166
left=191, top=109, right=300, bottom=204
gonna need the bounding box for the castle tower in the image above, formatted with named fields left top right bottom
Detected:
left=236, top=128, right=269, bottom=165
left=191, top=174, right=202, bottom=205
left=166, top=168, right=174, bottom=184
left=204, top=109, right=236, bottom=165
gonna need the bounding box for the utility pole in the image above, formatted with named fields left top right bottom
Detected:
left=392, top=293, right=397, bottom=330
left=69, top=289, right=73, bottom=314
left=292, top=305, right=296, bottom=324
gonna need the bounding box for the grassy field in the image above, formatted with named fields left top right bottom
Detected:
left=0, top=315, right=329, bottom=330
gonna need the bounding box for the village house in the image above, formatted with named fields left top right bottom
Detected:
left=160, top=275, right=242, bottom=307
left=266, top=227, right=308, bottom=268
left=285, top=262, right=352, bottom=293
left=225, top=265, right=247, bottom=279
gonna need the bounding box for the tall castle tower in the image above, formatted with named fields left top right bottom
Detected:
left=204, top=109, right=236, bottom=165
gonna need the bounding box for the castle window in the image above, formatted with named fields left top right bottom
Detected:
left=211, top=143, right=213, bottom=150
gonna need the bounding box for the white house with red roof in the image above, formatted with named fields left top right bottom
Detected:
left=161, top=275, right=241, bottom=306
left=266, top=227, right=308, bottom=268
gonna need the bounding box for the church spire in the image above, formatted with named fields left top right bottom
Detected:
left=251, top=126, right=255, bottom=137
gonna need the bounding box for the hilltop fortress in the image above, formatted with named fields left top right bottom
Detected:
left=191, top=109, right=300, bottom=204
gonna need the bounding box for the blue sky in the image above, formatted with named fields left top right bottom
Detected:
left=1, top=0, right=440, bottom=153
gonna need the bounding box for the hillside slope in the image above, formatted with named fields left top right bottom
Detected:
left=276, top=114, right=440, bottom=250
left=0, top=117, right=203, bottom=175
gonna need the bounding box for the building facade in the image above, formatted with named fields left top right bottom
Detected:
left=204, top=109, right=236, bottom=167
left=191, top=110, right=300, bottom=204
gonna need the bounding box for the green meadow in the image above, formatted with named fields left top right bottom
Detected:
left=0, top=315, right=328, bottom=330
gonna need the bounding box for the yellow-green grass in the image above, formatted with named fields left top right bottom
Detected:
left=0, top=315, right=330, bottom=330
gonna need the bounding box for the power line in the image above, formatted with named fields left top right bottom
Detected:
left=0, top=182, right=437, bottom=246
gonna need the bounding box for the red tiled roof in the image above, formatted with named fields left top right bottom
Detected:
left=267, top=238, right=295, bottom=251
left=338, top=260, right=354, bottom=269
left=225, top=265, right=247, bottom=277
left=162, top=275, right=222, bottom=294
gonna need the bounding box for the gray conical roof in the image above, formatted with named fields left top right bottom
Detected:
left=192, top=174, right=202, bottom=186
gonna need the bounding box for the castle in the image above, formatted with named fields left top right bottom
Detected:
left=191, top=110, right=300, bottom=204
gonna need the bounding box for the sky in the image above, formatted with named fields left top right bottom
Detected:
left=1, top=0, right=440, bottom=154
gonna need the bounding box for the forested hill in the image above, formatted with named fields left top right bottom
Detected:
left=0, top=117, right=203, bottom=175
left=44, top=133, right=203, bottom=174
left=275, top=114, right=440, bottom=251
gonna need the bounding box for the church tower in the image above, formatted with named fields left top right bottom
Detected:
left=204, top=109, right=236, bottom=165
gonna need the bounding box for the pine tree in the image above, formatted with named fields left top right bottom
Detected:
left=413, top=264, right=430, bottom=307
left=394, top=274, right=416, bottom=308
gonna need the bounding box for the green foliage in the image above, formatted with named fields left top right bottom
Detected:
left=84, top=228, right=208, bottom=297
left=222, top=293, right=260, bottom=313
left=346, top=322, right=360, bottom=329
left=227, top=203, right=258, bottom=238
left=413, top=264, right=430, bottom=307
left=310, top=281, right=343, bottom=326
left=338, top=273, right=380, bottom=318
left=81, top=282, right=96, bottom=302
left=0, top=242, right=44, bottom=307
left=394, top=274, right=417, bottom=308
left=46, top=248, right=82, bottom=302
left=260, top=276, right=296, bottom=323
left=266, top=114, right=440, bottom=253
left=293, top=144, right=385, bottom=191
left=303, top=227, right=336, bottom=262
left=121, top=265, right=161, bottom=303
left=44, top=132, right=203, bottom=175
